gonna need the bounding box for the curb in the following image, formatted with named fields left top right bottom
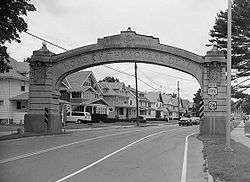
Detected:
left=203, top=158, right=214, bottom=182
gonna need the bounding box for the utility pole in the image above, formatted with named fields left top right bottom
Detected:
left=135, top=62, right=139, bottom=126
left=226, top=0, right=232, bottom=149
left=177, top=81, right=180, bottom=119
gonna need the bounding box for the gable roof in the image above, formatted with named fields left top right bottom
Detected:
left=181, top=99, right=190, bottom=108
left=0, top=57, right=29, bottom=81
left=162, top=94, right=172, bottom=104
left=81, top=98, right=111, bottom=107
left=64, top=71, right=92, bottom=89
left=146, top=91, right=162, bottom=102
left=98, top=82, right=128, bottom=97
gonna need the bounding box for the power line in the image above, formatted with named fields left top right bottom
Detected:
left=139, top=69, right=162, bottom=89
left=103, top=65, right=158, bottom=91
left=141, top=67, right=194, bottom=82
left=24, top=32, right=68, bottom=51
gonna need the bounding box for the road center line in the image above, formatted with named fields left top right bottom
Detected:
left=181, top=132, right=198, bottom=182
left=0, top=125, right=177, bottom=164
left=54, top=129, right=180, bottom=182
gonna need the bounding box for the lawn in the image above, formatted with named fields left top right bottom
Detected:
left=198, top=135, right=250, bottom=182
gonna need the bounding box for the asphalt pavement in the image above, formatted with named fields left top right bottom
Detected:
left=0, top=124, right=201, bottom=182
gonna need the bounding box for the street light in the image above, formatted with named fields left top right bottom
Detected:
left=226, top=0, right=232, bottom=149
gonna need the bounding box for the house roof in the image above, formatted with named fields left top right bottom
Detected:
left=0, top=57, right=29, bottom=81
left=99, top=82, right=128, bottom=97
left=9, top=92, right=29, bottom=101
left=81, top=98, right=111, bottom=107
left=146, top=91, right=161, bottom=102
left=161, top=94, right=172, bottom=104
left=126, top=86, right=144, bottom=95
left=63, top=71, right=92, bottom=90
left=99, top=81, right=125, bottom=90
left=181, top=99, right=190, bottom=108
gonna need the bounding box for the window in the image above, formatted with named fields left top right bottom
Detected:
left=71, top=92, right=81, bottom=98
left=119, top=108, right=124, bottom=115
left=21, top=81, right=25, bottom=92
left=130, top=100, right=133, bottom=105
left=21, top=85, right=25, bottom=92
left=17, top=101, right=21, bottom=109
left=0, top=100, right=4, bottom=106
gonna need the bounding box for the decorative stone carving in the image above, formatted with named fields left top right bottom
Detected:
left=208, top=63, right=221, bottom=84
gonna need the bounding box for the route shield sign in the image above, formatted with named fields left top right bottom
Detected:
left=208, top=101, right=217, bottom=110
left=208, top=87, right=218, bottom=96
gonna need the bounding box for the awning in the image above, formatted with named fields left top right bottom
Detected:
left=9, top=92, right=28, bottom=101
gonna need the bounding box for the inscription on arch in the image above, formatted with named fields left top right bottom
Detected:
left=52, top=48, right=203, bottom=90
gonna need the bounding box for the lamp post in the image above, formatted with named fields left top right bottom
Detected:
left=226, top=0, right=232, bottom=149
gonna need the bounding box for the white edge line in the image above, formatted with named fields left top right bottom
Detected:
left=0, top=130, right=137, bottom=164
left=181, top=132, right=198, bottom=182
left=0, top=125, right=177, bottom=164
left=54, top=130, right=168, bottom=182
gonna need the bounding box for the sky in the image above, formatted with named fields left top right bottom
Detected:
left=6, top=0, right=228, bottom=101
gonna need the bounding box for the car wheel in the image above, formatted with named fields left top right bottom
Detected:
left=76, top=119, right=81, bottom=124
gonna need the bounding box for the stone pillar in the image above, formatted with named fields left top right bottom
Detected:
left=24, top=43, right=62, bottom=133
left=200, top=46, right=227, bottom=135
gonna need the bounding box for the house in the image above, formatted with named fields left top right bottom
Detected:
left=126, top=86, right=151, bottom=119
left=98, top=81, right=133, bottom=119
left=145, top=91, right=165, bottom=119
left=0, top=58, right=29, bottom=124
left=59, top=71, right=111, bottom=119
left=162, top=94, right=180, bottom=120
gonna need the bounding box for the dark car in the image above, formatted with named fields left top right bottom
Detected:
left=178, top=117, right=191, bottom=126
left=190, top=117, right=200, bottom=125
left=131, top=116, right=147, bottom=123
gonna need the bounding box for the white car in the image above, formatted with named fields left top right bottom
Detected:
left=66, top=111, right=92, bottom=124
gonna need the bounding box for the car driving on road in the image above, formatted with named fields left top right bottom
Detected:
left=178, top=117, right=192, bottom=126
left=190, top=117, right=200, bottom=125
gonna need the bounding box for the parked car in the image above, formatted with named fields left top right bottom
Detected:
left=66, top=111, right=92, bottom=124
left=131, top=116, right=147, bottom=123
left=178, top=117, right=191, bottom=126
left=190, top=117, right=200, bottom=125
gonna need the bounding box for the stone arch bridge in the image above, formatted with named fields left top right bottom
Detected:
left=25, top=30, right=227, bottom=135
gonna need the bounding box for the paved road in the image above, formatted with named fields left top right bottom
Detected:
left=0, top=124, right=198, bottom=182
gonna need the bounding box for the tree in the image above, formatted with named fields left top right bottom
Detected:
left=0, top=0, right=36, bottom=73
left=193, top=89, right=202, bottom=117
left=209, top=0, right=250, bottom=91
left=99, top=76, right=120, bottom=82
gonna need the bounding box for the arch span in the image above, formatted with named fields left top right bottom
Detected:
left=51, top=47, right=204, bottom=90
left=25, top=30, right=228, bottom=136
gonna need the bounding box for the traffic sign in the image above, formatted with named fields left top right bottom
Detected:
left=208, top=87, right=218, bottom=96
left=208, top=101, right=217, bottom=110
